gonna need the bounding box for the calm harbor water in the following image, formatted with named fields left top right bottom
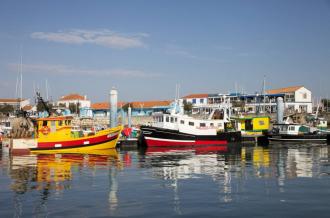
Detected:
left=1, top=143, right=330, bottom=217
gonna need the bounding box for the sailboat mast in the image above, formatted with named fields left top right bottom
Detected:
left=263, top=75, right=266, bottom=113
left=46, top=79, right=49, bottom=100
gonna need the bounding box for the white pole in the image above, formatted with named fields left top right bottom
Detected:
left=110, top=88, right=118, bottom=128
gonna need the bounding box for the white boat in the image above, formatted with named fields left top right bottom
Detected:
left=139, top=97, right=241, bottom=147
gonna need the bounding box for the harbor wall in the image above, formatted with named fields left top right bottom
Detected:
left=72, top=115, right=153, bottom=127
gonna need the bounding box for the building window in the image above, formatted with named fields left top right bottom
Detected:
left=200, top=99, right=204, bottom=104
left=303, top=93, right=307, bottom=99
left=180, top=120, right=184, bottom=124
left=192, top=99, right=196, bottom=104
left=175, top=118, right=177, bottom=122
left=200, top=123, right=206, bottom=127
left=210, top=123, right=214, bottom=127
left=189, top=122, right=194, bottom=126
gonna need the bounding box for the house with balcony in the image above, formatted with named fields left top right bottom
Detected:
left=57, top=93, right=91, bottom=108
left=266, top=86, right=312, bottom=113
left=181, top=85, right=312, bottom=114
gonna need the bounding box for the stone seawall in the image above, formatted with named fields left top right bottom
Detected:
left=72, top=116, right=153, bottom=127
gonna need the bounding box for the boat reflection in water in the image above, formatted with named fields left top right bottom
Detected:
left=1, top=143, right=330, bottom=217
left=9, top=149, right=120, bottom=190
left=6, top=149, right=121, bottom=216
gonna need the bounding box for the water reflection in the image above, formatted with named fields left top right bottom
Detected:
left=7, top=149, right=120, bottom=194
left=138, top=144, right=330, bottom=207
left=0, top=144, right=329, bottom=217
left=1, top=149, right=121, bottom=217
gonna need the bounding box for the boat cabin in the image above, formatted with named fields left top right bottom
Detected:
left=233, top=116, right=270, bottom=135
left=273, top=124, right=310, bottom=135
left=36, top=116, right=73, bottom=139
left=151, top=112, right=229, bottom=136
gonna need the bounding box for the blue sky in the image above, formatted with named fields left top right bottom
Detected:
left=1, top=0, right=330, bottom=102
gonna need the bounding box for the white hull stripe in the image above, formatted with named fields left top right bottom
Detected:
left=269, top=138, right=326, bottom=141
left=145, top=136, right=195, bottom=143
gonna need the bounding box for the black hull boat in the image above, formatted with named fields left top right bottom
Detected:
left=268, top=133, right=330, bottom=143
left=139, top=126, right=241, bottom=147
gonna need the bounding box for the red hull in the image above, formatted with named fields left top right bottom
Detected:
left=37, top=134, right=119, bottom=149
left=145, top=137, right=227, bottom=147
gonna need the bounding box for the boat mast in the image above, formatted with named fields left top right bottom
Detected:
left=20, top=53, right=23, bottom=105
left=263, top=75, right=266, bottom=114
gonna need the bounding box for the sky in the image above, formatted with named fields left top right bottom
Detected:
left=1, top=0, right=330, bottom=103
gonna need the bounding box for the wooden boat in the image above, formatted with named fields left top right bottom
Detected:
left=31, top=116, right=122, bottom=154
left=139, top=97, right=241, bottom=147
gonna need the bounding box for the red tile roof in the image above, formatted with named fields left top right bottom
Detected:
left=59, top=94, right=86, bottom=101
left=126, top=100, right=172, bottom=108
left=266, top=86, right=303, bottom=94
left=182, top=94, right=209, bottom=99
left=0, top=98, right=25, bottom=103
left=22, top=105, right=33, bottom=111
left=91, top=101, right=126, bottom=110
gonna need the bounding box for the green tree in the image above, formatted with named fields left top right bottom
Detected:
left=321, top=99, right=330, bottom=111
left=36, top=101, right=53, bottom=113
left=69, top=102, right=80, bottom=114
left=183, top=100, right=193, bottom=114
left=0, top=104, right=14, bottom=114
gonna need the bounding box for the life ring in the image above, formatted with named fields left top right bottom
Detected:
left=41, top=126, right=50, bottom=135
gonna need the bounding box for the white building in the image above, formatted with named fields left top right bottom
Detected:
left=266, top=86, right=312, bottom=113
left=0, top=98, right=30, bottom=109
left=182, top=94, right=209, bottom=106
left=57, top=94, right=91, bottom=108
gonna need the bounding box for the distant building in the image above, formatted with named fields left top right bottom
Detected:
left=181, top=85, right=313, bottom=114
left=91, top=102, right=126, bottom=117
left=182, top=94, right=209, bottom=106
left=0, top=98, right=30, bottom=109
left=266, top=86, right=312, bottom=113
left=57, top=93, right=91, bottom=108
left=124, top=100, right=172, bottom=116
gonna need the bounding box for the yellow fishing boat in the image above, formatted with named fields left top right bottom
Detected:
left=30, top=116, right=122, bottom=154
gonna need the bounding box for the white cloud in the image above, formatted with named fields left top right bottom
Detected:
left=8, top=63, right=162, bottom=78
left=31, top=29, right=148, bottom=49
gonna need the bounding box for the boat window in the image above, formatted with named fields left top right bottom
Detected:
left=200, top=123, right=206, bottom=127
left=218, top=123, right=222, bottom=127
left=189, top=121, right=194, bottom=126
left=166, top=117, right=169, bottom=122
left=42, top=121, right=48, bottom=126
left=51, top=121, right=56, bottom=132
left=180, top=120, right=184, bottom=124
left=170, top=117, right=174, bottom=123
left=210, top=123, right=214, bottom=127
left=160, top=116, right=163, bottom=122
left=58, top=121, right=63, bottom=126
left=68, top=120, right=71, bottom=125
left=175, top=118, right=177, bottom=122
